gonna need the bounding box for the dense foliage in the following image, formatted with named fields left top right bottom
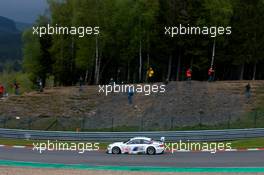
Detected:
left=23, top=0, right=264, bottom=86
left=0, top=16, right=22, bottom=72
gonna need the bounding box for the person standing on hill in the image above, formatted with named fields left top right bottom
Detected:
left=186, top=67, right=192, bottom=81
left=79, top=76, right=84, bottom=92
left=245, top=83, right=251, bottom=99
left=109, top=77, right=115, bottom=85
left=147, top=67, right=154, bottom=83
left=0, top=84, right=4, bottom=98
left=128, top=87, right=134, bottom=105
left=13, top=80, right=19, bottom=95
left=39, top=79, right=43, bottom=92
left=208, top=67, right=215, bottom=82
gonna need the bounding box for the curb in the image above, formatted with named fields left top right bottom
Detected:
left=1, top=145, right=27, bottom=149
left=0, top=160, right=264, bottom=173
left=167, top=148, right=264, bottom=153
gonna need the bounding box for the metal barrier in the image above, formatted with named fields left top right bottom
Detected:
left=0, top=128, right=264, bottom=142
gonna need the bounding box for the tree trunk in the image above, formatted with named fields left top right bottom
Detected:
left=60, top=37, right=63, bottom=86
left=167, top=55, right=172, bottom=81
left=127, top=62, right=130, bottom=83
left=94, top=36, right=99, bottom=84
left=147, top=53, right=150, bottom=68
left=133, top=72, right=137, bottom=84
left=85, top=69, right=89, bottom=84
left=145, top=53, right=150, bottom=82
left=139, top=39, right=142, bottom=82
left=176, top=54, right=181, bottom=81
left=239, top=63, right=244, bottom=80
left=89, top=71, right=93, bottom=84
left=70, top=37, right=74, bottom=85
left=97, top=55, right=101, bottom=84
left=252, top=62, right=257, bottom=80
left=211, top=39, right=216, bottom=68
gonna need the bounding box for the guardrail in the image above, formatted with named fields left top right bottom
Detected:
left=0, top=128, right=264, bottom=142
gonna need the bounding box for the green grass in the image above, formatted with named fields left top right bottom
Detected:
left=0, top=138, right=35, bottom=146
left=0, top=138, right=109, bottom=149
left=230, top=137, right=264, bottom=149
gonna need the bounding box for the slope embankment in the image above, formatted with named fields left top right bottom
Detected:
left=0, top=81, right=263, bottom=131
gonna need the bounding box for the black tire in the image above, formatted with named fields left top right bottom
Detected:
left=112, top=146, right=121, bottom=154
left=147, top=146, right=156, bottom=155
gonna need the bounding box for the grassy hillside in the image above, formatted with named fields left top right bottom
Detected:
left=0, top=81, right=263, bottom=131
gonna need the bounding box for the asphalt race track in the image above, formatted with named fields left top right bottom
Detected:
left=0, top=147, right=264, bottom=167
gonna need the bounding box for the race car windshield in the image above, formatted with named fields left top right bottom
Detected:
left=123, top=139, right=130, bottom=143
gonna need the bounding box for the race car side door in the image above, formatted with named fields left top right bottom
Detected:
left=126, top=139, right=144, bottom=154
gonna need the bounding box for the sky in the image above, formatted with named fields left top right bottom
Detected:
left=0, top=0, right=48, bottom=23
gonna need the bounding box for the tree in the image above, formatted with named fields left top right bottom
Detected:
left=23, top=15, right=52, bottom=87
left=48, top=0, right=75, bottom=85
left=22, top=0, right=264, bottom=85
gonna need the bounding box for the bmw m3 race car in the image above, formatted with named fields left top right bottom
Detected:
left=107, top=137, right=165, bottom=155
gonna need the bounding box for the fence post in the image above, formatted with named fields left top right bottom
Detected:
left=81, top=117, right=85, bottom=131
left=199, top=109, right=203, bottom=129
left=0, top=119, right=2, bottom=128
left=111, top=117, right=114, bottom=132
left=170, top=117, right=174, bottom=130
left=3, top=116, right=8, bottom=128
left=140, top=117, right=143, bottom=131
left=228, top=114, right=231, bottom=129
left=55, top=117, right=58, bottom=130
left=28, top=117, right=32, bottom=130
left=15, top=116, right=21, bottom=129
left=254, top=110, right=258, bottom=128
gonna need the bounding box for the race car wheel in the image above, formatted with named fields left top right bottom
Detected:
left=112, top=146, right=121, bottom=154
left=147, top=146, right=156, bottom=155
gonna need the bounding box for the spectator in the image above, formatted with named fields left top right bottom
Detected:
left=79, top=76, right=84, bottom=92
left=164, top=78, right=169, bottom=85
left=0, top=84, right=4, bottom=98
left=245, top=83, right=251, bottom=99
left=186, top=67, right=192, bottom=81
left=109, top=77, right=115, bottom=93
left=208, top=67, right=215, bottom=82
left=128, top=87, right=134, bottom=105
left=109, top=77, right=115, bottom=85
left=39, top=79, right=43, bottom=92
left=13, top=80, right=19, bottom=95
left=147, top=67, right=154, bottom=83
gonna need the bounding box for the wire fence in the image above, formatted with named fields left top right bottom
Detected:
left=0, top=110, right=263, bottom=132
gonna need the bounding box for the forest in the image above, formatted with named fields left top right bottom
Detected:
left=22, top=0, right=264, bottom=86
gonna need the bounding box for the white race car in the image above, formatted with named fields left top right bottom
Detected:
left=107, top=137, right=165, bottom=155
